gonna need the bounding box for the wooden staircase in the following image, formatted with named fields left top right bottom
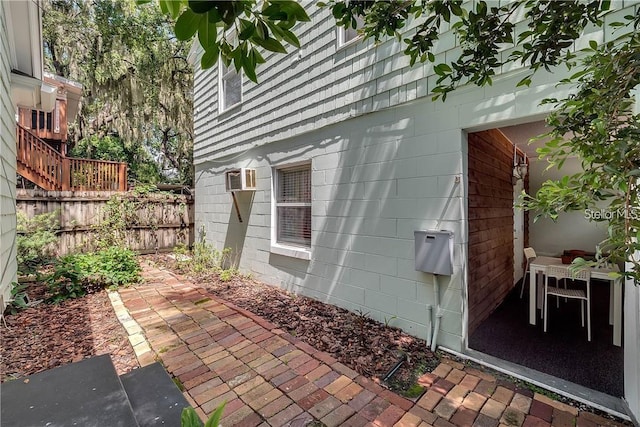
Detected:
left=16, top=124, right=127, bottom=191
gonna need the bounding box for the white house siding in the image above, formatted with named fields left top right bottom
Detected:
left=0, top=1, right=17, bottom=311
left=193, top=3, right=635, bottom=352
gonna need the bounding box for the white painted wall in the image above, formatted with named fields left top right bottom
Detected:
left=528, top=157, right=608, bottom=257
left=0, top=1, right=17, bottom=311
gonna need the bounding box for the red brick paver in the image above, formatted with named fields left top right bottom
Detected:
left=115, top=264, right=632, bottom=427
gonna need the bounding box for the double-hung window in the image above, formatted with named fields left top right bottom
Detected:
left=274, top=164, right=312, bottom=252
left=219, top=60, right=242, bottom=112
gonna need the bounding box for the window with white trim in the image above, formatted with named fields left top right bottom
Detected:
left=337, top=16, right=364, bottom=47
left=275, top=164, right=311, bottom=248
left=219, top=60, right=242, bottom=112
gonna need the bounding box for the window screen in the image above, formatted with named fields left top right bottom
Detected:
left=221, top=62, right=241, bottom=111
left=276, top=165, right=311, bottom=247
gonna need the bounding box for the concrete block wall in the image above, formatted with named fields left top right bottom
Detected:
left=0, top=1, right=17, bottom=311
left=196, top=98, right=467, bottom=349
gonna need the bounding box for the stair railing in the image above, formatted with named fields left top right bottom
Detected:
left=16, top=124, right=127, bottom=191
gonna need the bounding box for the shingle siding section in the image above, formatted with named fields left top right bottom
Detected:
left=0, top=1, right=17, bottom=311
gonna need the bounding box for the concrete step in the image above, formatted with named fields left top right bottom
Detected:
left=1, top=354, right=139, bottom=427
left=1, top=355, right=190, bottom=427
left=120, top=362, right=191, bottom=427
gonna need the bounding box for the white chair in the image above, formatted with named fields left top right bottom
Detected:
left=519, top=247, right=538, bottom=299
left=543, top=265, right=591, bottom=341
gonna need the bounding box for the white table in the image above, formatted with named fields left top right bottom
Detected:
left=528, top=256, right=622, bottom=346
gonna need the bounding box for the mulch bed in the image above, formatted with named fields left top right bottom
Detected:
left=150, top=254, right=440, bottom=391
left=2, top=256, right=438, bottom=396
left=0, top=282, right=138, bottom=383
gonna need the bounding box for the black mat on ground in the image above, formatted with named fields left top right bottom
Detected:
left=469, top=280, right=624, bottom=397
left=120, top=362, right=191, bottom=427
left=0, top=354, right=138, bottom=427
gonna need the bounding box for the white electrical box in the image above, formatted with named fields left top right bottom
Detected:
left=414, top=230, right=454, bottom=275
left=225, top=168, right=257, bottom=192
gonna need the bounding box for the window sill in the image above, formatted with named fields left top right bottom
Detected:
left=219, top=101, right=242, bottom=117
left=270, top=243, right=311, bottom=261
left=337, top=36, right=363, bottom=50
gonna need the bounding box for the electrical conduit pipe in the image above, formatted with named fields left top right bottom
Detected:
left=431, top=274, right=442, bottom=351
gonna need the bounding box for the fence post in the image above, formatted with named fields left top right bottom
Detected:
left=119, top=163, right=128, bottom=191
left=61, top=158, right=70, bottom=191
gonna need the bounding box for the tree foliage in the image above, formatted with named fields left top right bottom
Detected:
left=136, top=0, right=310, bottom=82
left=522, top=30, right=640, bottom=277
left=43, top=0, right=194, bottom=184
left=152, top=1, right=640, bottom=281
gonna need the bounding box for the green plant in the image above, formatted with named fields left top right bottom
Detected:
left=181, top=402, right=225, bottom=427
left=219, top=269, right=236, bottom=282
left=384, top=315, right=397, bottom=327
left=5, top=282, right=30, bottom=314
left=176, top=227, right=239, bottom=282
left=46, top=247, right=141, bottom=303
left=94, top=246, right=142, bottom=288
left=16, top=211, right=58, bottom=275
left=46, top=255, right=86, bottom=303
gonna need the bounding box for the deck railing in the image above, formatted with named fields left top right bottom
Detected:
left=16, top=124, right=127, bottom=191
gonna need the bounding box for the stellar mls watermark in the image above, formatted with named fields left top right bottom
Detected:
left=585, top=208, right=640, bottom=220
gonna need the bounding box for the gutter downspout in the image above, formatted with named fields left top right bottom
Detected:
left=431, top=274, right=442, bottom=351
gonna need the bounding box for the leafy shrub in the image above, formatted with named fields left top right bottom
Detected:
left=46, top=255, right=86, bottom=303
left=47, top=247, right=141, bottom=303
left=17, top=211, right=58, bottom=275
left=173, top=228, right=238, bottom=280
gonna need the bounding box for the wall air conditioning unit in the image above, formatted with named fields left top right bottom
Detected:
left=225, top=168, right=257, bottom=192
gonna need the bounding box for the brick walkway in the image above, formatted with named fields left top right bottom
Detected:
left=112, top=264, right=628, bottom=427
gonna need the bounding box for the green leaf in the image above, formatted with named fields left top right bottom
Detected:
left=198, top=18, right=217, bottom=50
left=253, top=36, right=287, bottom=53
left=279, top=1, right=310, bottom=22
left=175, top=9, right=202, bottom=41
left=589, top=40, right=598, bottom=50
left=188, top=0, right=217, bottom=14
left=516, top=76, right=532, bottom=87
left=242, top=59, right=258, bottom=83
left=181, top=407, right=203, bottom=427
left=204, top=402, right=226, bottom=427
left=279, top=28, right=300, bottom=48
left=201, top=44, right=220, bottom=69
left=251, top=47, right=265, bottom=64
left=239, top=19, right=256, bottom=40
left=162, top=0, right=183, bottom=19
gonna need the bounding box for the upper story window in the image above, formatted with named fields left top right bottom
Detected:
left=275, top=163, right=311, bottom=248
left=219, top=60, right=242, bottom=112
left=337, top=15, right=364, bottom=47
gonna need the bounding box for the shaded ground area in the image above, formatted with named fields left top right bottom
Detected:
left=0, top=283, right=138, bottom=382
left=469, top=282, right=623, bottom=397
left=149, top=254, right=439, bottom=386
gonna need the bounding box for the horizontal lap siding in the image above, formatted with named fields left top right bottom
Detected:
left=467, top=129, right=514, bottom=334
left=193, top=1, right=457, bottom=164
left=0, top=2, right=17, bottom=310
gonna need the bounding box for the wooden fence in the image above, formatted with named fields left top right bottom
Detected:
left=16, top=189, right=194, bottom=256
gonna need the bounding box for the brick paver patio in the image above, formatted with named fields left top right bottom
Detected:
left=110, top=263, right=629, bottom=427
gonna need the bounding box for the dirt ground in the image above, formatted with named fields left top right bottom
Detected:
left=1, top=283, right=138, bottom=382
